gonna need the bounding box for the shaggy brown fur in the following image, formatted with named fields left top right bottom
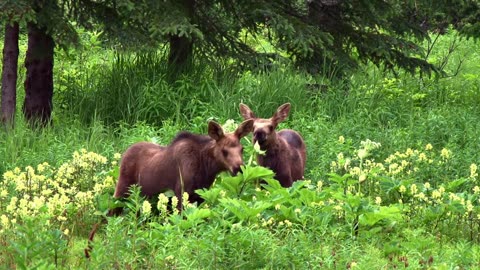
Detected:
left=85, top=120, right=253, bottom=258
left=239, top=103, right=306, bottom=187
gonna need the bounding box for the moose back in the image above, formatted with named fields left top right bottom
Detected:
left=111, top=119, right=254, bottom=213
left=85, top=120, right=253, bottom=258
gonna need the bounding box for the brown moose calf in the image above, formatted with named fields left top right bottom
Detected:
left=112, top=119, right=254, bottom=213
left=239, top=103, right=306, bottom=187
left=85, top=119, right=253, bottom=258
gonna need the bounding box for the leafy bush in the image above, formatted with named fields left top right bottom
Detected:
left=2, top=132, right=480, bottom=268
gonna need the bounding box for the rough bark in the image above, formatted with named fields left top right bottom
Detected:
left=306, top=0, right=345, bottom=76
left=168, top=35, right=194, bottom=74
left=167, top=0, right=195, bottom=79
left=307, top=0, right=342, bottom=30
left=1, top=22, right=20, bottom=128
left=23, top=22, right=54, bottom=127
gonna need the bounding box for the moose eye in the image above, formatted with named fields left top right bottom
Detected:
left=268, top=126, right=274, bottom=132
left=222, top=149, right=229, bottom=157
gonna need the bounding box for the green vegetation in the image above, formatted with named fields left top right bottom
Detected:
left=1, top=28, right=480, bottom=269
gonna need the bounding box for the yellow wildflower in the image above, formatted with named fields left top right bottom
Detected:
left=375, top=197, right=382, bottom=205
left=357, top=149, right=368, bottom=159
left=41, top=189, right=53, bottom=196
left=344, top=158, right=351, bottom=170
left=158, top=193, right=169, bottom=204
left=470, top=164, right=478, bottom=179
left=113, top=153, right=122, bottom=160
left=171, top=197, right=179, bottom=213
left=449, top=193, right=461, bottom=202
left=330, top=161, right=337, bottom=170
left=157, top=194, right=169, bottom=212
left=474, top=186, right=480, bottom=194
left=3, top=170, right=15, bottom=181
left=222, top=119, right=237, bottom=133
left=431, top=190, right=441, bottom=199
left=399, top=185, right=406, bottom=193
left=466, top=200, right=474, bottom=212
left=410, top=184, right=418, bottom=195
left=267, top=217, right=274, bottom=225
left=389, top=163, right=399, bottom=174
left=182, top=192, right=190, bottom=207
left=37, top=163, right=45, bottom=173
left=6, top=197, right=18, bottom=213
left=440, top=148, right=451, bottom=159
left=142, top=201, right=152, bottom=216
left=338, top=136, right=345, bottom=144
left=415, top=192, right=426, bottom=201
left=350, top=167, right=361, bottom=176
left=0, top=188, right=8, bottom=198
left=424, top=182, right=431, bottom=190
left=316, top=181, right=323, bottom=191
left=1, top=215, right=9, bottom=228
left=425, top=144, right=433, bottom=151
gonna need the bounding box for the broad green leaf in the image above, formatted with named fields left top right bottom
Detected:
left=359, top=206, right=402, bottom=226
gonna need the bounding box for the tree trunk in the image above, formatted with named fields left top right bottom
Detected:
left=306, top=0, right=345, bottom=77
left=1, top=22, right=20, bottom=128
left=168, top=35, right=194, bottom=75
left=167, top=0, right=195, bottom=79
left=23, top=22, right=54, bottom=127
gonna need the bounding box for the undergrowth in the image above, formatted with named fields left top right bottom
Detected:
left=0, top=28, right=479, bottom=268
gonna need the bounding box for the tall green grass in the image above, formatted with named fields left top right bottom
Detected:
left=2, top=28, right=480, bottom=269
left=56, top=51, right=316, bottom=127
left=2, top=29, right=480, bottom=181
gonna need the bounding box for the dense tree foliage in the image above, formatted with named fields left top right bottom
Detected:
left=73, top=0, right=480, bottom=76
left=1, top=0, right=480, bottom=127
left=1, top=0, right=80, bottom=127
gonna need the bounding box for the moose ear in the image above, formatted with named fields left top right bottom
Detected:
left=239, top=103, right=256, bottom=120
left=235, top=119, right=254, bottom=138
left=208, top=121, right=224, bottom=141
left=272, top=103, right=291, bottom=124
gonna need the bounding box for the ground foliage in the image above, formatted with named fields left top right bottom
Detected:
left=0, top=28, right=480, bottom=269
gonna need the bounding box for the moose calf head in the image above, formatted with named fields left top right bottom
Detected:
left=208, top=119, right=253, bottom=175
left=238, top=102, right=306, bottom=187
left=239, top=103, right=291, bottom=149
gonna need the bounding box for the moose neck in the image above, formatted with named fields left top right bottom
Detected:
left=262, top=133, right=282, bottom=153
left=200, top=142, right=225, bottom=183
